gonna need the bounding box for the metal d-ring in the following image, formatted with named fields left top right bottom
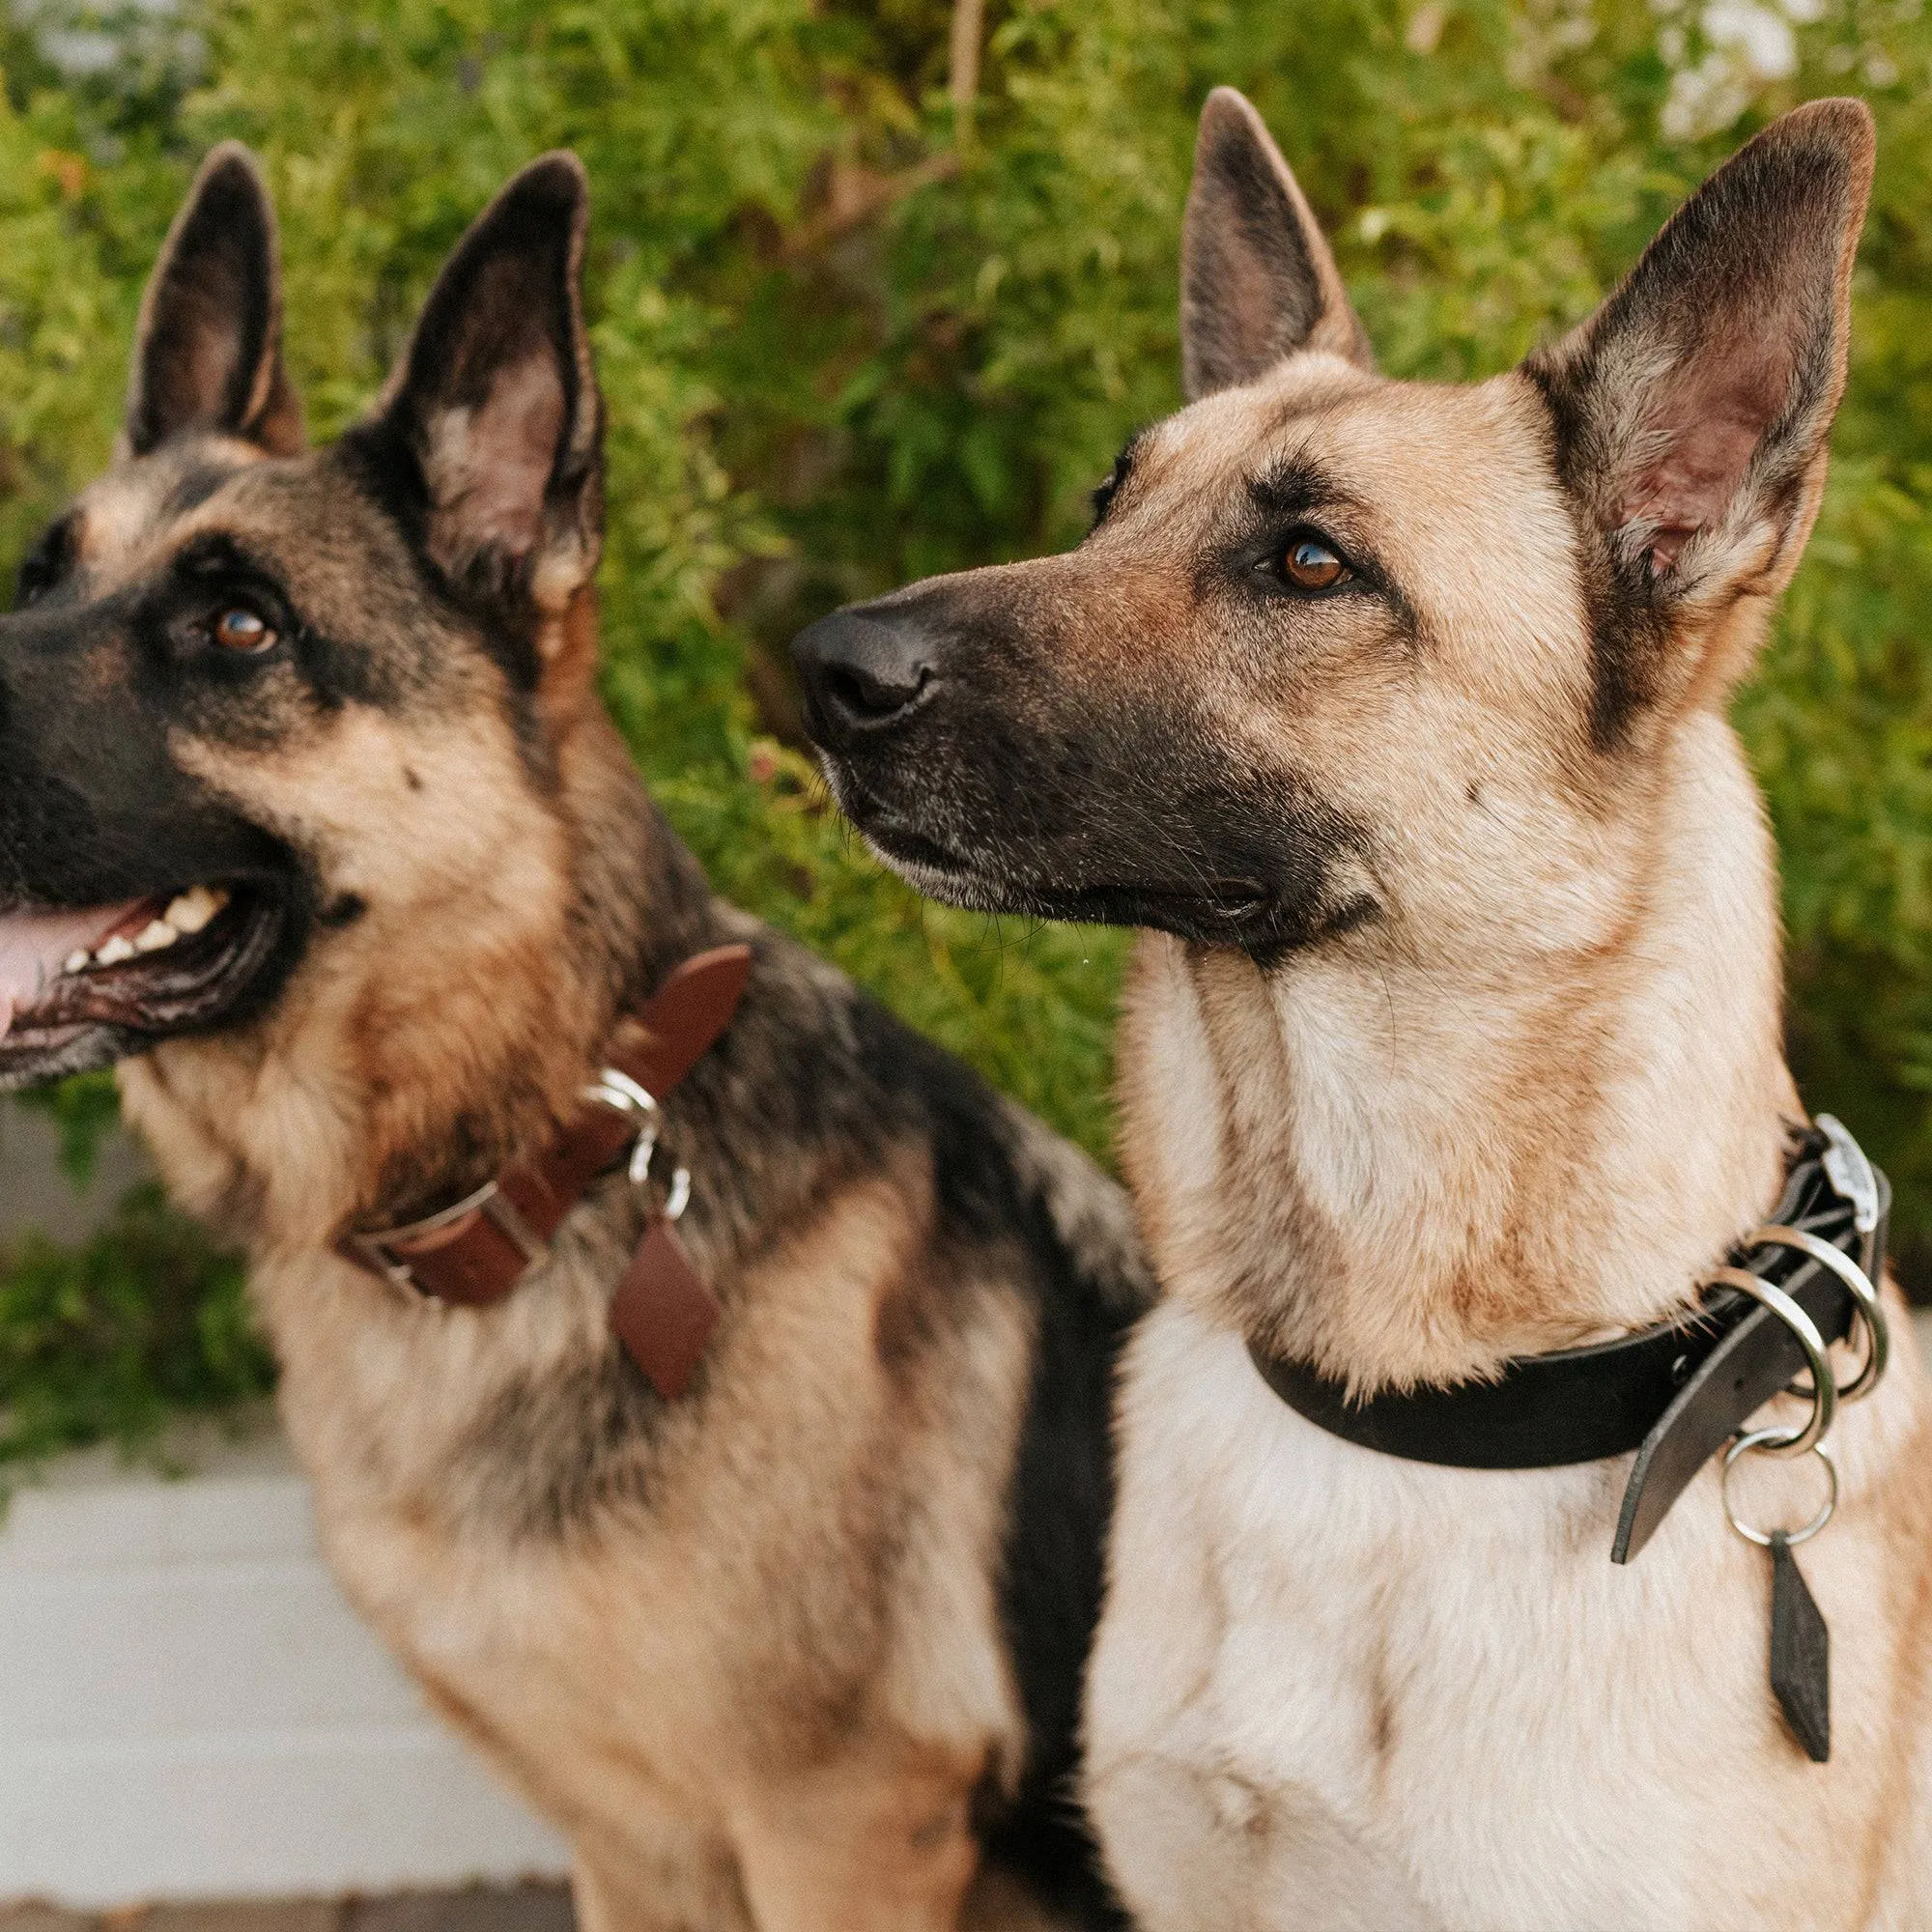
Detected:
left=664, top=1165, right=692, bottom=1222
left=584, top=1066, right=690, bottom=1218
left=583, top=1067, right=663, bottom=1186
left=1747, top=1223, right=1889, bottom=1406
left=1703, top=1264, right=1836, bottom=1457
left=1722, top=1428, right=1838, bottom=1548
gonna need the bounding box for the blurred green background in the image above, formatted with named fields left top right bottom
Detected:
left=3, top=0, right=1930, bottom=1470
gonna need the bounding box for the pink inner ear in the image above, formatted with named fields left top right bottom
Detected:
left=1618, top=345, right=1792, bottom=568
left=427, top=346, right=564, bottom=562
left=183, top=303, right=245, bottom=427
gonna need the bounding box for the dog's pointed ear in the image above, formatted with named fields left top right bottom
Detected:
left=368, top=151, right=602, bottom=635
left=124, top=142, right=302, bottom=458
left=1527, top=99, right=1873, bottom=618
left=1180, top=88, right=1373, bottom=400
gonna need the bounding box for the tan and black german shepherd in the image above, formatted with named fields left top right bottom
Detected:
left=796, top=92, right=1932, bottom=1928
left=0, top=146, right=1149, bottom=1931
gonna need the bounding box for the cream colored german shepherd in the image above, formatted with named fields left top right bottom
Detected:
left=795, top=90, right=1932, bottom=1928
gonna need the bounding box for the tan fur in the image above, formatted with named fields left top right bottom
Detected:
left=186, top=1152, right=1029, bottom=1932
left=1076, top=101, right=1932, bottom=1931
left=106, top=651, right=1057, bottom=1924
left=793, top=93, right=1931, bottom=1928
left=19, top=152, right=1148, bottom=1930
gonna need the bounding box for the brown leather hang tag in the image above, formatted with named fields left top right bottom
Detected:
left=610, top=1220, right=720, bottom=1401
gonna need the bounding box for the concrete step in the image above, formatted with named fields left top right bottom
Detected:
left=0, top=1099, right=148, bottom=1246
left=0, top=1884, right=574, bottom=1932
left=0, top=1423, right=570, bottom=1907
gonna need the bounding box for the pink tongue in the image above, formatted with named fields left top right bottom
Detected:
left=0, top=903, right=146, bottom=1043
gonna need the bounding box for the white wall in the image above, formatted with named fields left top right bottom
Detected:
left=0, top=1425, right=569, bottom=1909
left=0, top=1099, right=149, bottom=1246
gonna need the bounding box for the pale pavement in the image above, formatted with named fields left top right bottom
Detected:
left=0, top=1887, right=573, bottom=1932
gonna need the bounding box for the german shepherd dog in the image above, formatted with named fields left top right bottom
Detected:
left=795, top=92, right=1932, bottom=1928
left=0, top=146, right=1149, bottom=1931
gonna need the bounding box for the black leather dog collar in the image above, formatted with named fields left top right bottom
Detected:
left=1247, top=1124, right=1888, bottom=1562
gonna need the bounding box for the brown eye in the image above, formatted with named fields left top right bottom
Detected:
left=213, top=606, right=275, bottom=653
left=1283, top=536, right=1351, bottom=592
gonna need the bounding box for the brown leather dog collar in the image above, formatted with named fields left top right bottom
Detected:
left=336, top=944, right=753, bottom=1400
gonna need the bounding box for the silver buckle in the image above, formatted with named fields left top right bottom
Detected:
left=352, top=1179, right=548, bottom=1295
left=1818, top=1113, right=1880, bottom=1236
left=583, top=1067, right=692, bottom=1221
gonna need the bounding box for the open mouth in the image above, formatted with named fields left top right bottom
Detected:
left=0, top=881, right=288, bottom=1073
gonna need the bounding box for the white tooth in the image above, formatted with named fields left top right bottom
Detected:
left=134, top=920, right=178, bottom=952
left=165, top=885, right=221, bottom=934
left=64, top=950, right=90, bottom=976
left=96, top=934, right=136, bottom=966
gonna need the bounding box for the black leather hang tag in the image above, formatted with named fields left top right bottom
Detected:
left=1770, top=1530, right=1831, bottom=1763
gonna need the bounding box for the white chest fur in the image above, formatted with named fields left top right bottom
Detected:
left=1085, top=1301, right=1932, bottom=1932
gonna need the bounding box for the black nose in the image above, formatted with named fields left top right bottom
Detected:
left=792, top=608, right=938, bottom=750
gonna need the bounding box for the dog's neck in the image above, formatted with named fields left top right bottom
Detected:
left=1118, top=711, right=1802, bottom=1393
left=122, top=705, right=740, bottom=1258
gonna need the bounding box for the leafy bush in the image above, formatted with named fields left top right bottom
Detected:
left=3, top=0, right=1930, bottom=1463
left=0, top=1183, right=271, bottom=1479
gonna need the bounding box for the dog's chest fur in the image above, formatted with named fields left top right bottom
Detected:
left=1084, top=775, right=1932, bottom=1929
left=248, top=1152, right=1033, bottom=1890
left=1087, top=1298, right=1932, bottom=1932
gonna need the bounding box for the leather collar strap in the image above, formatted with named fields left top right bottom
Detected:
left=336, top=944, right=753, bottom=1401
left=1247, top=1124, right=1889, bottom=1563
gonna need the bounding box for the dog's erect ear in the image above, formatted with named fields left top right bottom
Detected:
left=1527, top=99, right=1873, bottom=610
left=1180, top=88, right=1373, bottom=400
left=124, top=142, right=302, bottom=459
left=368, top=152, right=602, bottom=629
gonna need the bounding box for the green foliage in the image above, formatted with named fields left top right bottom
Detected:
left=16, top=1069, right=120, bottom=1183
left=3, top=0, right=1932, bottom=1459
left=0, top=1184, right=273, bottom=1481
left=661, top=745, right=1129, bottom=1159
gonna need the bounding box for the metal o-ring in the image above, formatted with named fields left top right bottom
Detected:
left=1721, top=1428, right=1837, bottom=1548
left=1746, top=1223, right=1889, bottom=1404
left=1703, top=1265, right=1836, bottom=1457
left=664, top=1166, right=693, bottom=1223
left=584, top=1068, right=665, bottom=1187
